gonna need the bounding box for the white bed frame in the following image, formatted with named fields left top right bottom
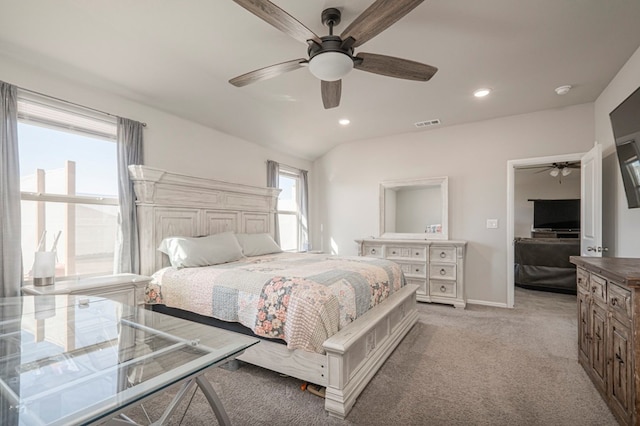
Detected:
left=129, top=165, right=419, bottom=418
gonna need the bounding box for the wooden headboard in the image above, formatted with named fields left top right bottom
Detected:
left=129, top=165, right=279, bottom=276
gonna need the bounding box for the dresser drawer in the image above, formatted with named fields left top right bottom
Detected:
left=397, top=262, right=426, bottom=277
left=430, top=280, right=456, bottom=298
left=410, top=247, right=426, bottom=259
left=576, top=267, right=589, bottom=292
left=363, top=245, right=383, bottom=258
left=430, top=247, right=456, bottom=263
left=609, top=282, right=632, bottom=320
left=590, top=273, right=607, bottom=305
left=387, top=246, right=411, bottom=258
left=430, top=263, right=456, bottom=280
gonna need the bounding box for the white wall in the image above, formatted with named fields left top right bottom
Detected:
left=513, top=169, right=581, bottom=238
left=595, top=45, right=640, bottom=257
left=0, top=54, right=312, bottom=187
left=312, top=103, right=594, bottom=305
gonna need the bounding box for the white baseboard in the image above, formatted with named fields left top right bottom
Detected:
left=466, top=299, right=510, bottom=309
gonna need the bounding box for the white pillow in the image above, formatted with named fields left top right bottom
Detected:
left=158, top=232, right=244, bottom=268
left=235, top=233, right=282, bottom=256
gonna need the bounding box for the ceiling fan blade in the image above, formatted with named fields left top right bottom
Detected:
left=354, top=52, right=437, bottom=81
left=321, top=80, right=341, bottom=109
left=517, top=165, right=549, bottom=170
left=341, top=0, right=424, bottom=48
left=232, top=0, right=321, bottom=45
left=229, top=59, right=306, bottom=87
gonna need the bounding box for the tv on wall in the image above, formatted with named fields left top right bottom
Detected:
left=531, top=199, right=580, bottom=231
left=609, top=85, right=640, bottom=209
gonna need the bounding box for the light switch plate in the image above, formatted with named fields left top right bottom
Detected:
left=486, top=219, right=499, bottom=229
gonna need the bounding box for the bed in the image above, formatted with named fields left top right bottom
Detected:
left=129, top=165, right=419, bottom=418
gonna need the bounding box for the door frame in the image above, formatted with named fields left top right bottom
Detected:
left=506, top=152, right=584, bottom=308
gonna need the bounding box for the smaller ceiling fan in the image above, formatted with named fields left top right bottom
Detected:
left=519, top=161, right=581, bottom=179
left=228, top=0, right=437, bottom=109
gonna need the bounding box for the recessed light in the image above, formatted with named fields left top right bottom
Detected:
left=339, top=118, right=350, bottom=126
left=555, top=85, right=571, bottom=95
left=474, top=88, right=491, bottom=98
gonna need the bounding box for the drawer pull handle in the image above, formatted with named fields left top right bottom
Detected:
left=392, top=251, right=397, bottom=255
left=415, top=252, right=420, bottom=256
left=440, top=268, right=446, bottom=275
left=440, top=252, right=446, bottom=258
left=611, top=297, right=618, bottom=306
left=415, top=268, right=420, bottom=272
left=440, top=285, right=446, bottom=292
left=591, top=286, right=597, bottom=293
left=578, top=278, right=582, bottom=283
left=371, top=249, right=376, bottom=254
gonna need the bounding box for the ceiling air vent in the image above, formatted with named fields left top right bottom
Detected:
left=414, top=119, right=441, bottom=128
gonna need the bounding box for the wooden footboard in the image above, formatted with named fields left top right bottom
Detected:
left=237, top=284, right=418, bottom=418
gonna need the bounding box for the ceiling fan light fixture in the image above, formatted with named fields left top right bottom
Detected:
left=562, top=167, right=572, bottom=176
left=308, top=51, right=353, bottom=82
left=549, top=168, right=560, bottom=177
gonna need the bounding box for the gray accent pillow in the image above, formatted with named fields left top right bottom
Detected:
left=158, top=232, right=244, bottom=268
left=235, top=233, right=282, bottom=256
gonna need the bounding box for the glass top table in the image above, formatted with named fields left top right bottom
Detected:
left=0, top=295, right=258, bottom=425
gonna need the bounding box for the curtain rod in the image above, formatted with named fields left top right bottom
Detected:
left=17, top=86, right=147, bottom=127
left=267, top=160, right=308, bottom=173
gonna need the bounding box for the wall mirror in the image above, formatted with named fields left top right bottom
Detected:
left=380, top=177, right=449, bottom=240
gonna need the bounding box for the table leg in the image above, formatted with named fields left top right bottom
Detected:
left=195, top=375, right=231, bottom=426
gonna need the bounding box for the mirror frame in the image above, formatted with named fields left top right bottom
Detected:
left=379, top=176, right=449, bottom=240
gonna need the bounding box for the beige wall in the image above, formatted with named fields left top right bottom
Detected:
left=312, top=103, right=594, bottom=305
left=595, top=45, right=640, bottom=257
left=0, top=53, right=311, bottom=187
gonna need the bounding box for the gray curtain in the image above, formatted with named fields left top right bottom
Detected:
left=0, top=81, right=22, bottom=298
left=0, top=80, right=21, bottom=425
left=266, top=160, right=280, bottom=245
left=115, top=118, right=143, bottom=274
left=298, top=169, right=309, bottom=251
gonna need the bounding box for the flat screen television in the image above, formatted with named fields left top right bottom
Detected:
left=609, top=85, right=640, bottom=209
left=532, top=199, right=580, bottom=231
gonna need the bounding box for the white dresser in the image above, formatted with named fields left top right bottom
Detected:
left=356, top=239, right=467, bottom=308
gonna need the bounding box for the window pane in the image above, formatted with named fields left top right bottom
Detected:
left=19, top=117, right=119, bottom=280
left=18, top=123, right=117, bottom=197
left=278, top=175, right=298, bottom=212
left=278, top=213, right=298, bottom=251
left=22, top=200, right=118, bottom=279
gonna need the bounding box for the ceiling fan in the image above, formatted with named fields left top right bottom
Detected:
left=228, top=0, right=437, bottom=109
left=519, top=161, right=581, bottom=178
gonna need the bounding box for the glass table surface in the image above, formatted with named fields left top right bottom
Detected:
left=0, top=295, right=258, bottom=425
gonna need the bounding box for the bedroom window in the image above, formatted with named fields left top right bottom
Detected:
left=277, top=167, right=300, bottom=251
left=17, top=91, right=118, bottom=281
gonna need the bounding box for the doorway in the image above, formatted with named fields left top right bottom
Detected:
left=506, top=152, right=584, bottom=308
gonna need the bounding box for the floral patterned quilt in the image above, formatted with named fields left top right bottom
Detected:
left=147, top=252, right=405, bottom=353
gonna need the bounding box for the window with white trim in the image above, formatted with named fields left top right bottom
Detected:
left=18, top=91, right=119, bottom=281
left=277, top=167, right=301, bottom=251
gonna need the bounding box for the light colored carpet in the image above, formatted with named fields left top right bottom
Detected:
left=123, top=288, right=617, bottom=425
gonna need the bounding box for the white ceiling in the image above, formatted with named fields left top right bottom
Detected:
left=1, top=0, right=640, bottom=161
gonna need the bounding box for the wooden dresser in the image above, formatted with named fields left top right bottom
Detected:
left=570, top=256, right=640, bottom=425
left=356, top=239, right=467, bottom=308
